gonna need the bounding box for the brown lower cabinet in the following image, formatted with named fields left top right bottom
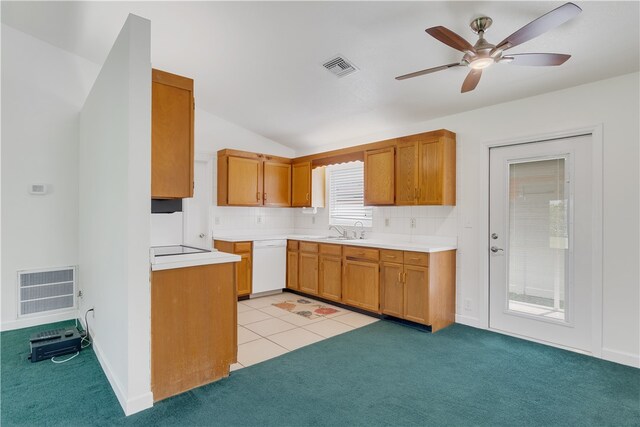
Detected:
left=319, top=256, right=342, bottom=302
left=380, top=249, right=456, bottom=331
left=342, top=258, right=379, bottom=313
left=213, top=240, right=252, bottom=297
left=287, top=239, right=456, bottom=332
left=151, top=262, right=237, bottom=402
left=299, top=251, right=319, bottom=295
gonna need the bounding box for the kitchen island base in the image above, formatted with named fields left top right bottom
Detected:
left=151, top=262, right=237, bottom=402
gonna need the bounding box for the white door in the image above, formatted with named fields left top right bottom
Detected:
left=184, top=157, right=212, bottom=248
left=489, top=136, right=594, bottom=352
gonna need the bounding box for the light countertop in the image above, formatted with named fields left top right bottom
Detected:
left=212, top=233, right=457, bottom=253
left=150, top=247, right=240, bottom=271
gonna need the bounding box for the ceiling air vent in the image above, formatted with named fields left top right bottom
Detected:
left=323, top=55, right=358, bottom=78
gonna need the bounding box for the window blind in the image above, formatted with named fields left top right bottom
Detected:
left=328, top=162, right=373, bottom=227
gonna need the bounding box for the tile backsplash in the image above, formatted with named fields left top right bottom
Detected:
left=294, top=205, right=457, bottom=238
left=212, top=206, right=294, bottom=235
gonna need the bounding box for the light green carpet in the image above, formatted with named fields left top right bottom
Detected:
left=2, top=320, right=638, bottom=426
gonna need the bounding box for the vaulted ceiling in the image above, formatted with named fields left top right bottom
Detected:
left=3, top=1, right=638, bottom=150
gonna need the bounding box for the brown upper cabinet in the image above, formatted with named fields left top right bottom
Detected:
left=217, top=129, right=455, bottom=207
left=217, top=150, right=291, bottom=207
left=263, top=160, right=292, bottom=207
left=151, top=69, right=195, bottom=199
left=395, top=132, right=456, bottom=206
left=291, top=162, right=312, bottom=207
left=364, top=146, right=395, bottom=206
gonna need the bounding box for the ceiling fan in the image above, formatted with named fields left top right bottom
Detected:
left=396, top=2, right=582, bottom=93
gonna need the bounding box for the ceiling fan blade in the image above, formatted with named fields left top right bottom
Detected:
left=494, top=2, right=582, bottom=52
left=503, top=53, right=571, bottom=66
left=461, top=69, right=482, bottom=93
left=426, top=26, right=476, bottom=54
left=395, top=62, right=462, bottom=80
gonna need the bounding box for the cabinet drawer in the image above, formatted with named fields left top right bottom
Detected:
left=287, top=240, right=299, bottom=250
left=234, top=242, right=252, bottom=253
left=380, top=249, right=403, bottom=263
left=404, top=251, right=429, bottom=267
left=299, top=242, right=319, bottom=253
left=344, top=246, right=379, bottom=262
left=319, top=244, right=342, bottom=257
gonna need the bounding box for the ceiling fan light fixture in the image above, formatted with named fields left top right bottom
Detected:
left=469, top=57, right=494, bottom=70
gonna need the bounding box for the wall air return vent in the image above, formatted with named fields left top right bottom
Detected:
left=18, top=266, right=77, bottom=317
left=323, top=55, right=358, bottom=78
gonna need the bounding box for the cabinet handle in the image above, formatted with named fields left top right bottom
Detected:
left=403, top=272, right=407, bottom=282
left=264, top=193, right=267, bottom=201
left=397, top=271, right=402, bottom=283
left=256, top=191, right=260, bottom=201
left=414, top=188, right=418, bottom=199
left=306, top=192, right=310, bottom=201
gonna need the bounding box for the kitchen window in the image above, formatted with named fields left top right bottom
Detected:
left=328, top=161, right=372, bottom=227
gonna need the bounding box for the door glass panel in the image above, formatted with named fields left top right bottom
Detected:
left=507, top=158, right=568, bottom=321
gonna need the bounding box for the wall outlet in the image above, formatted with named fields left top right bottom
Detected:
left=214, top=216, right=220, bottom=225
left=410, top=218, right=416, bottom=228
left=384, top=218, right=390, bottom=227
left=256, top=215, right=263, bottom=224
left=464, top=299, right=471, bottom=311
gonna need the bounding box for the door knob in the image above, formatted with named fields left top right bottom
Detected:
left=490, top=246, right=504, bottom=253
left=199, top=233, right=206, bottom=238
left=491, top=233, right=498, bottom=239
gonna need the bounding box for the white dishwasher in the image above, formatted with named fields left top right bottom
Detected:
left=252, top=239, right=287, bottom=294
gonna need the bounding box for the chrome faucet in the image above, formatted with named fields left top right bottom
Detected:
left=328, top=225, right=348, bottom=238
left=353, top=221, right=365, bottom=240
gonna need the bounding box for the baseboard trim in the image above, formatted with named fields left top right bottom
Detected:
left=455, top=314, right=482, bottom=328
left=92, top=336, right=153, bottom=416
left=602, top=347, right=640, bottom=368
left=1, top=310, right=77, bottom=331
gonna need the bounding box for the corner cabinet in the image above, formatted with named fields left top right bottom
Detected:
left=151, top=69, right=194, bottom=199
left=217, top=150, right=291, bottom=207
left=395, top=130, right=456, bottom=206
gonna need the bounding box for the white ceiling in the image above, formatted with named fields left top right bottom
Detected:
left=3, top=1, right=639, bottom=150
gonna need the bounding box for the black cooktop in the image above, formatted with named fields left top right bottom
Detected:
left=153, top=245, right=211, bottom=257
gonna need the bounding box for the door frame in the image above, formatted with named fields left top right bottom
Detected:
left=183, top=151, right=215, bottom=247
left=477, top=124, right=603, bottom=357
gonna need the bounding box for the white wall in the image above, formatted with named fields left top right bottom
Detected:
left=78, top=14, right=152, bottom=415
left=199, top=108, right=297, bottom=236
left=297, top=73, right=640, bottom=367
left=0, top=24, right=99, bottom=330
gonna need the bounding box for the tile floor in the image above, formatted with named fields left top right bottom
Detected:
left=231, top=291, right=379, bottom=370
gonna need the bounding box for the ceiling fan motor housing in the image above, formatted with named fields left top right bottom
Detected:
left=470, top=16, right=493, bottom=34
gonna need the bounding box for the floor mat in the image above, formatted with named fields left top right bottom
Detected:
left=273, top=297, right=345, bottom=319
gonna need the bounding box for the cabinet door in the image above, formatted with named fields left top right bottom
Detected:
left=403, top=264, right=429, bottom=325
left=236, top=252, right=253, bottom=297
left=364, top=147, right=395, bottom=205
left=395, top=141, right=418, bottom=205
left=264, top=161, right=291, bottom=207
left=298, top=252, right=319, bottom=295
left=417, top=137, right=442, bottom=205
left=287, top=250, right=299, bottom=290
left=380, top=262, right=404, bottom=318
left=292, top=162, right=312, bottom=207
left=319, top=256, right=342, bottom=302
left=151, top=69, right=194, bottom=199
left=342, top=259, right=379, bottom=312
left=227, top=156, right=262, bottom=206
